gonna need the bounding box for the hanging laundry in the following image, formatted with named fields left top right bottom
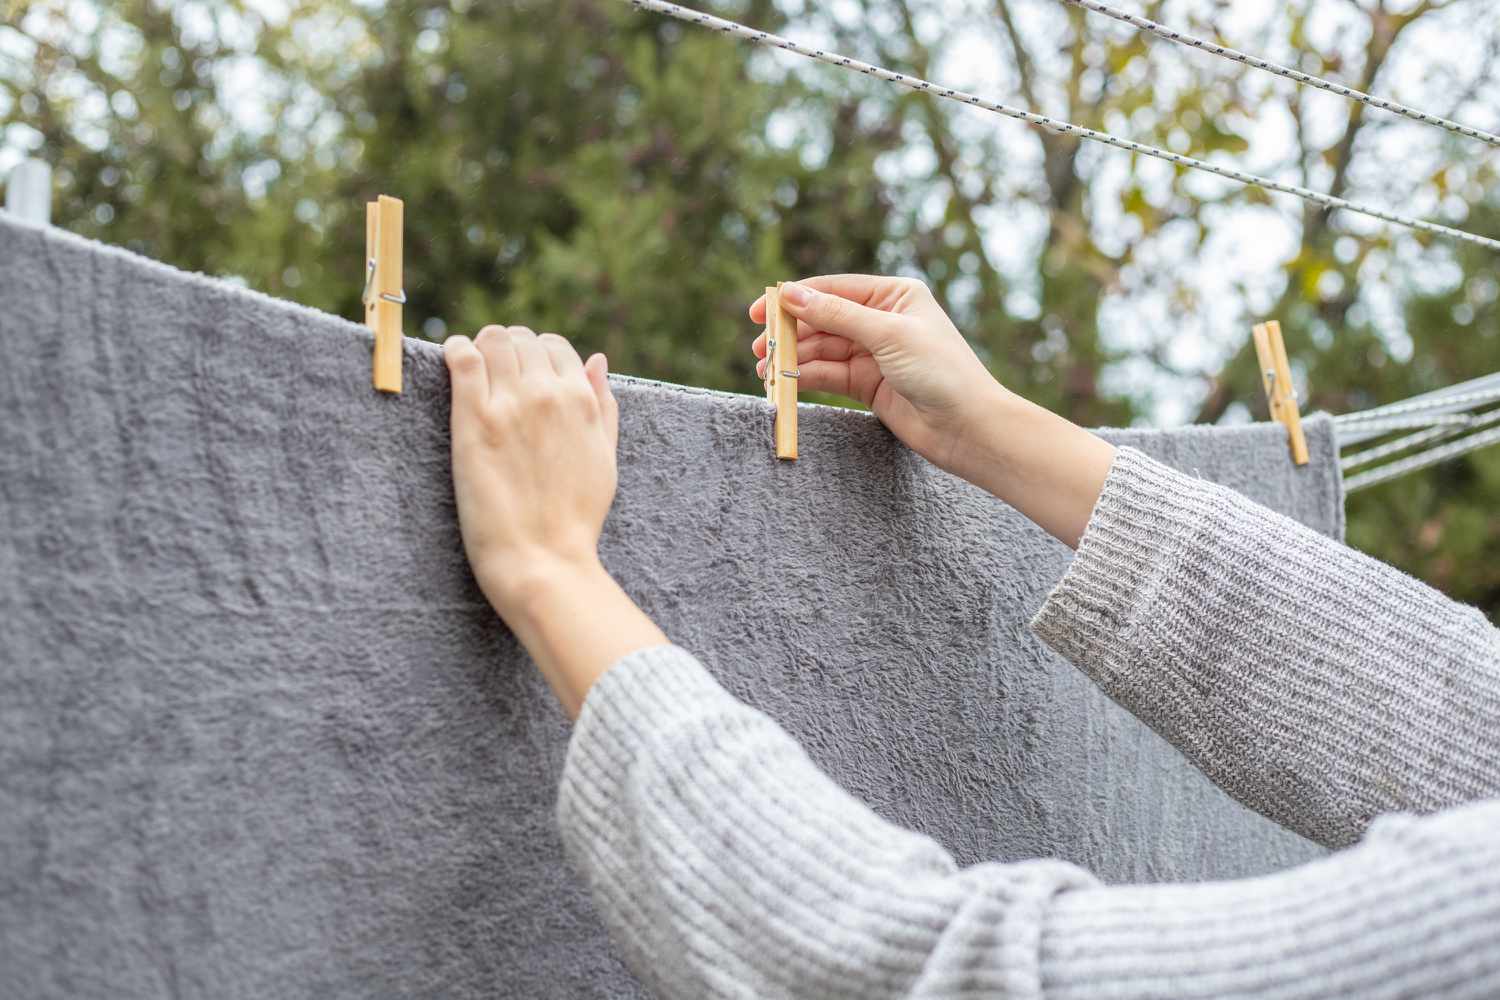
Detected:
left=0, top=215, right=1342, bottom=998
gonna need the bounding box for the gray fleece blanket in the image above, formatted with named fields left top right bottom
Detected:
left=0, top=215, right=1340, bottom=998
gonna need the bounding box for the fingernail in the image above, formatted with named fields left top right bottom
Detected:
left=781, top=282, right=811, bottom=308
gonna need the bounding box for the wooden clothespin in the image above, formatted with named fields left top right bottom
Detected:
left=763, top=283, right=799, bottom=460
left=363, top=195, right=405, bottom=394
left=1251, top=320, right=1308, bottom=466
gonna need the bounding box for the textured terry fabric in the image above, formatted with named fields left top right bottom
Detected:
left=558, top=456, right=1500, bottom=999
left=2, top=214, right=1339, bottom=999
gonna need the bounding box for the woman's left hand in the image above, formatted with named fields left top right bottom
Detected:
left=444, top=326, right=619, bottom=622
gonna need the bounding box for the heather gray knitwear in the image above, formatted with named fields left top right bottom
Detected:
left=559, top=447, right=1500, bottom=999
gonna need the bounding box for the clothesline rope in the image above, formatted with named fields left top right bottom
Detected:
left=1062, top=0, right=1500, bottom=149
left=1335, top=372, right=1500, bottom=447
left=1337, top=390, right=1500, bottom=483
left=1340, top=423, right=1463, bottom=472
left=1334, top=412, right=1483, bottom=436
left=627, top=0, right=1500, bottom=252
left=1345, top=415, right=1500, bottom=491
left=1336, top=380, right=1500, bottom=425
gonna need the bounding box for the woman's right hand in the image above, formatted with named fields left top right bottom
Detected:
left=750, top=274, right=1116, bottom=548
left=749, top=275, right=1010, bottom=485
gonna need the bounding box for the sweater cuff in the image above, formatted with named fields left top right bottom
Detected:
left=1028, top=447, right=1227, bottom=681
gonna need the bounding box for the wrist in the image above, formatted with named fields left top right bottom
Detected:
left=484, top=548, right=668, bottom=719
left=480, top=546, right=608, bottom=626
left=946, top=384, right=1038, bottom=494
left=956, top=389, right=1117, bottom=548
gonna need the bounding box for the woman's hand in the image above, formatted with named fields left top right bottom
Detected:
left=751, top=275, right=1116, bottom=548
left=445, top=326, right=666, bottom=719
left=445, top=325, right=618, bottom=619
left=750, top=276, right=1011, bottom=486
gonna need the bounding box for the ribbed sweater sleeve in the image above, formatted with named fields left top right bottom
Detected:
left=1030, top=446, right=1500, bottom=848
left=558, top=647, right=1500, bottom=999
left=557, top=645, right=1102, bottom=998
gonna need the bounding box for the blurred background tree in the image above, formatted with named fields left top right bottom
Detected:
left=4, top=0, right=1497, bottom=618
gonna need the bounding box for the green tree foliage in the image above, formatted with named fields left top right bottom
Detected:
left=4, top=0, right=1497, bottom=617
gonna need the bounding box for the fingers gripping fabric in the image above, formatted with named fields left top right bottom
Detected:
left=0, top=216, right=1339, bottom=998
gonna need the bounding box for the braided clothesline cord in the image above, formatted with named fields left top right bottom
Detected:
left=1335, top=375, right=1500, bottom=481
left=1337, top=370, right=1500, bottom=479
left=627, top=1, right=1500, bottom=252
left=1334, top=412, right=1481, bottom=436
left=1338, top=374, right=1500, bottom=422
left=1345, top=414, right=1500, bottom=491
left=1336, top=384, right=1500, bottom=424
left=1335, top=372, right=1500, bottom=446
left=1340, top=423, right=1463, bottom=472
left=1062, top=0, right=1500, bottom=149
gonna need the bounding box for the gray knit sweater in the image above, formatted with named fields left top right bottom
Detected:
left=556, top=447, right=1500, bottom=998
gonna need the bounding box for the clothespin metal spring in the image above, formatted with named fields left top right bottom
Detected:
left=362, top=258, right=407, bottom=309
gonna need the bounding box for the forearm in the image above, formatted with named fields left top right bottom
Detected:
left=1031, top=447, right=1500, bottom=847
left=953, top=388, right=1116, bottom=549
left=501, top=556, right=667, bottom=719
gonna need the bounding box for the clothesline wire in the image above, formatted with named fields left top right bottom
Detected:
left=1335, top=372, right=1500, bottom=447
left=1334, top=412, right=1483, bottom=436
left=1340, top=423, right=1465, bottom=472
left=1336, top=384, right=1500, bottom=424
left=626, top=0, right=1500, bottom=252
left=1338, top=406, right=1500, bottom=484
left=1345, top=415, right=1500, bottom=491
left=1344, top=374, right=1500, bottom=422
left=1061, top=0, right=1500, bottom=149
